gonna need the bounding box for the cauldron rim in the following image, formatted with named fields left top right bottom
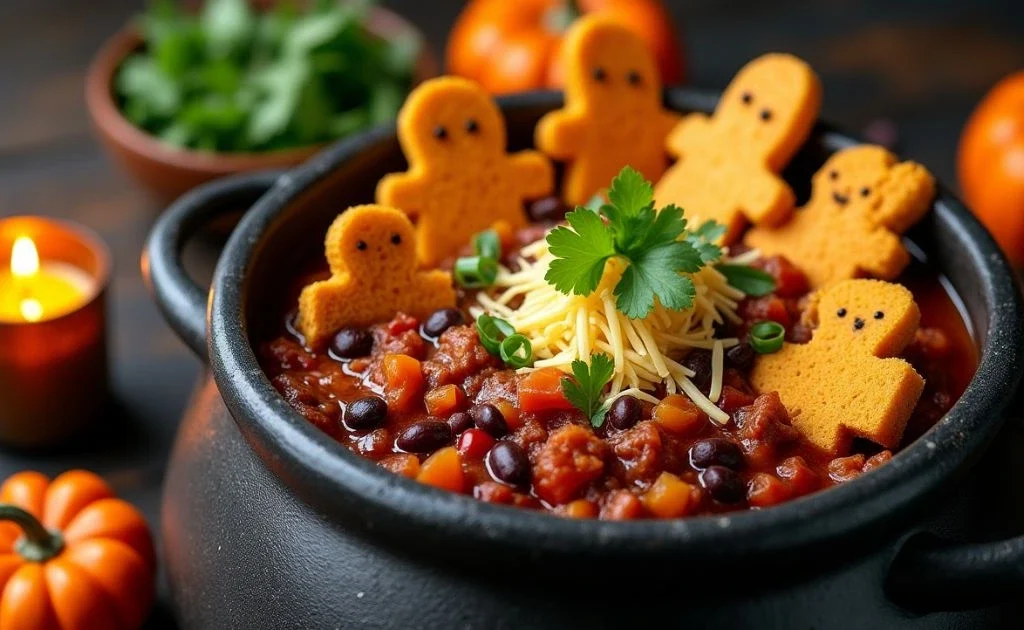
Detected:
left=206, top=88, right=1023, bottom=561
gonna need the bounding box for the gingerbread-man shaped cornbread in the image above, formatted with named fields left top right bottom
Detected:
left=376, top=76, right=553, bottom=267
left=535, top=16, right=680, bottom=206
left=745, top=145, right=935, bottom=288
left=296, top=205, right=456, bottom=348
left=752, top=279, right=925, bottom=454
left=653, top=54, right=822, bottom=243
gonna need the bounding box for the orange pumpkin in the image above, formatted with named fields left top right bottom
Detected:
left=447, top=0, right=685, bottom=95
left=0, top=470, right=155, bottom=630
left=957, top=70, right=1024, bottom=266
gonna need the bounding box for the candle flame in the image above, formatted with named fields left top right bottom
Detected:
left=11, top=237, right=39, bottom=278
left=19, top=298, right=42, bottom=322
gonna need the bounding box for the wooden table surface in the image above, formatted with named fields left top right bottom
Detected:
left=0, top=0, right=1021, bottom=627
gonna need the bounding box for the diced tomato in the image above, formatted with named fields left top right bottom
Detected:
left=747, top=472, right=791, bottom=508
left=387, top=313, right=420, bottom=336
left=740, top=296, right=791, bottom=328
left=457, top=428, right=495, bottom=459
left=518, top=367, right=575, bottom=412
left=777, top=456, right=819, bottom=496
left=755, top=256, right=810, bottom=298
left=383, top=354, right=424, bottom=412
left=718, top=386, right=756, bottom=415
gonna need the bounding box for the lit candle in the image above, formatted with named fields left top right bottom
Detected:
left=0, top=236, right=95, bottom=323
left=0, top=217, right=110, bottom=448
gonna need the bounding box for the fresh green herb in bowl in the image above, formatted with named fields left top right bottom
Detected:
left=115, top=0, right=420, bottom=153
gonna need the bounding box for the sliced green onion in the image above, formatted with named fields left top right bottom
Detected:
left=476, top=313, right=516, bottom=355
left=473, top=229, right=501, bottom=260
left=750, top=321, right=786, bottom=354
left=454, top=255, right=498, bottom=288
left=499, top=334, right=533, bottom=368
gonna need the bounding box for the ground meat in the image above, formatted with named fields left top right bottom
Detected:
left=510, top=417, right=549, bottom=454
left=271, top=373, right=341, bottom=438
left=609, top=421, right=663, bottom=485
left=422, top=325, right=502, bottom=389
left=262, top=338, right=317, bottom=373
left=532, top=424, right=608, bottom=505
left=827, top=451, right=894, bottom=483
left=467, top=368, right=518, bottom=404
left=734, top=392, right=800, bottom=468
left=365, top=316, right=429, bottom=385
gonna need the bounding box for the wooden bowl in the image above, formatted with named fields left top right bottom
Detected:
left=85, top=6, right=437, bottom=203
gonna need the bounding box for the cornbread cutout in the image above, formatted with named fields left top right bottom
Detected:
left=653, top=53, right=822, bottom=243
left=746, top=145, right=935, bottom=288
left=377, top=76, right=553, bottom=267
left=751, top=279, right=924, bottom=454
left=296, top=205, right=456, bottom=348
left=535, top=16, right=680, bottom=206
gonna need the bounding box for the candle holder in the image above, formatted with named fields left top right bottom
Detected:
left=0, top=217, right=110, bottom=448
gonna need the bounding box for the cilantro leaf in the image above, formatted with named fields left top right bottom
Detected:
left=561, top=354, right=615, bottom=427
left=606, top=166, right=653, bottom=218
left=686, top=220, right=726, bottom=264
left=616, top=241, right=700, bottom=318
left=545, top=209, right=615, bottom=296
left=717, top=264, right=777, bottom=296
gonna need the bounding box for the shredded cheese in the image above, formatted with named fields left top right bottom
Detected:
left=472, top=237, right=749, bottom=424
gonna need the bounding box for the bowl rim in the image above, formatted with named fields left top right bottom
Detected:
left=208, top=88, right=1024, bottom=561
left=84, top=5, right=435, bottom=172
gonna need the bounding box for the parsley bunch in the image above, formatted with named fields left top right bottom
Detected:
left=116, top=0, right=418, bottom=153
left=545, top=167, right=724, bottom=319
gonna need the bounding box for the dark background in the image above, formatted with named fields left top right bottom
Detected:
left=0, top=0, right=1021, bottom=626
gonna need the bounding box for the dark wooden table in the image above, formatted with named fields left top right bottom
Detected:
left=0, top=0, right=1021, bottom=627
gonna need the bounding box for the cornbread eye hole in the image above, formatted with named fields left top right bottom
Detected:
left=592, top=67, right=607, bottom=82
left=465, top=118, right=479, bottom=134
left=391, top=233, right=402, bottom=246
left=627, top=70, right=642, bottom=86
left=741, top=91, right=753, bottom=105
left=829, top=170, right=839, bottom=181
left=836, top=307, right=847, bottom=318
left=432, top=125, right=448, bottom=141
left=355, top=240, right=368, bottom=251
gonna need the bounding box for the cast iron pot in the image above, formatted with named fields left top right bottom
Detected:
left=147, top=90, right=1024, bottom=629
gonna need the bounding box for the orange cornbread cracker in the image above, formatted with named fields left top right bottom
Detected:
left=377, top=76, right=553, bottom=267
left=746, top=145, right=936, bottom=288
left=653, top=53, right=822, bottom=243
left=535, top=16, right=680, bottom=206
left=296, top=205, right=456, bottom=348
left=751, top=279, right=925, bottom=454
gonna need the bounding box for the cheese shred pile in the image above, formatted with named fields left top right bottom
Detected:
left=473, top=239, right=754, bottom=424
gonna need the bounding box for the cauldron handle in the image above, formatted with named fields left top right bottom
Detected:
left=886, top=530, right=1024, bottom=612
left=144, top=171, right=284, bottom=359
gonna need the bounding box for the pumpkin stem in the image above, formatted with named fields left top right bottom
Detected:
left=0, top=504, right=64, bottom=562
left=544, top=0, right=581, bottom=34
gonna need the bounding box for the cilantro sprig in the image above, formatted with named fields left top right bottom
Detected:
left=545, top=167, right=720, bottom=319
left=561, top=354, right=615, bottom=427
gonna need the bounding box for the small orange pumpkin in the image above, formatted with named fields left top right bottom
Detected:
left=0, top=470, right=155, bottom=630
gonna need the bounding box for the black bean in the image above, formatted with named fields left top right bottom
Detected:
left=396, top=420, right=453, bottom=453
left=607, top=395, right=642, bottom=430
left=330, top=328, right=373, bottom=360
left=447, top=411, right=474, bottom=435
left=344, top=396, right=388, bottom=431
left=683, top=350, right=713, bottom=392
left=528, top=196, right=570, bottom=223
left=470, top=404, right=508, bottom=438
left=725, top=342, right=756, bottom=372
left=422, top=308, right=464, bottom=338
left=486, top=442, right=531, bottom=486
left=689, top=438, right=744, bottom=470
left=700, top=466, right=745, bottom=503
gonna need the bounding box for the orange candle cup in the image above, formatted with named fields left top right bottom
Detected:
left=0, top=217, right=110, bottom=448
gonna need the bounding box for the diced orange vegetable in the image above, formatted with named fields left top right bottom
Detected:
left=747, top=473, right=790, bottom=508
left=383, top=354, right=424, bottom=412
left=491, top=220, right=516, bottom=250
left=490, top=399, right=522, bottom=430
left=424, top=384, right=466, bottom=417
left=379, top=454, right=421, bottom=479
left=416, top=447, right=465, bottom=493
left=652, top=395, right=705, bottom=436
left=519, top=367, right=575, bottom=412
left=561, top=499, right=598, bottom=519
left=641, top=472, right=694, bottom=519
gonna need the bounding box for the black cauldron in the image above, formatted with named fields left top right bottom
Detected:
left=146, top=90, right=1024, bottom=629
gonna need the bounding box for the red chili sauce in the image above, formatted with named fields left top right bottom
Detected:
left=256, top=205, right=976, bottom=520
